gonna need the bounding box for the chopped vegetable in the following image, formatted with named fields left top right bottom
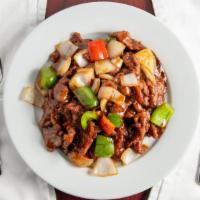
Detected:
left=135, top=48, right=156, bottom=83
left=20, top=86, right=44, bottom=107
left=91, top=157, right=118, bottom=177
left=111, top=56, right=123, bottom=68
left=68, top=152, right=94, bottom=167
left=121, top=148, right=139, bottom=165
left=77, top=66, right=94, bottom=72
left=150, top=103, right=174, bottom=127
left=100, top=99, right=108, bottom=112
left=54, top=57, right=71, bottom=76
left=81, top=111, right=98, bottom=129
left=99, top=74, right=114, bottom=80
left=39, top=66, right=58, bottom=89
left=98, top=86, right=125, bottom=106
left=21, top=86, right=35, bottom=105
left=107, top=39, right=126, bottom=58
left=95, top=59, right=116, bottom=75
left=69, top=67, right=94, bottom=90
left=74, top=86, right=98, bottom=108
left=105, top=36, right=114, bottom=43
left=99, top=115, right=115, bottom=136
left=91, top=78, right=100, bottom=94
left=120, top=73, right=138, bottom=87
left=108, top=113, right=123, bottom=128
left=94, top=135, right=114, bottom=157
left=55, top=40, right=78, bottom=58
left=74, top=49, right=89, bottom=67
left=88, top=39, right=109, bottom=61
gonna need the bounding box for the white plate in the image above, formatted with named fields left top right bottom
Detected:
left=3, top=2, right=200, bottom=199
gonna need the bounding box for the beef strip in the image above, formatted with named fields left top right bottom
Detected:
left=42, top=124, right=62, bottom=151
left=114, top=125, right=126, bottom=159
left=123, top=52, right=140, bottom=76
left=70, top=32, right=92, bottom=49
left=133, top=85, right=144, bottom=105
left=64, top=100, right=84, bottom=125
left=133, top=143, right=149, bottom=154
left=39, top=96, right=57, bottom=127
left=53, top=83, right=69, bottom=103
left=133, top=101, right=144, bottom=113
left=110, top=31, right=145, bottom=51
left=127, top=111, right=150, bottom=154
left=119, top=86, right=131, bottom=96
left=146, top=79, right=166, bottom=108
left=70, top=32, right=82, bottom=44
left=62, top=124, right=77, bottom=152
left=147, top=123, right=164, bottom=139
left=124, top=107, right=135, bottom=118
left=78, top=121, right=98, bottom=156
left=49, top=50, right=60, bottom=63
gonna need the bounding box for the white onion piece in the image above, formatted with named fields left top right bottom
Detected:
left=69, top=67, right=94, bottom=90
left=91, top=158, right=118, bottom=177
left=121, top=148, right=139, bottom=165
left=98, top=86, right=125, bottom=106
left=56, top=40, right=78, bottom=58
left=21, top=86, right=44, bottom=107
left=91, top=78, right=100, bottom=94
left=107, top=40, right=126, bottom=58
left=76, top=65, right=94, bottom=72
left=54, top=57, right=71, bottom=76
left=68, top=152, right=94, bottom=167
left=100, top=98, right=108, bottom=111
left=111, top=57, right=123, bottom=68
left=120, top=73, right=138, bottom=87
left=21, top=86, right=34, bottom=104
left=95, top=59, right=116, bottom=75
left=112, top=89, right=126, bottom=106
left=74, top=49, right=88, bottom=67
left=98, top=86, right=115, bottom=99
left=99, top=74, right=114, bottom=80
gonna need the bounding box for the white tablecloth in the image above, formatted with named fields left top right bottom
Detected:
left=0, top=1, right=56, bottom=200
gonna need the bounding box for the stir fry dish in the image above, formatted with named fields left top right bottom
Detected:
left=21, top=31, right=174, bottom=176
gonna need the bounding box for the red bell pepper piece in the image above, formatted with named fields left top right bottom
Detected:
left=88, top=39, right=109, bottom=61
left=99, top=115, right=115, bottom=136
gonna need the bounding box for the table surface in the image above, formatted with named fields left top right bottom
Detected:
left=46, top=1, right=154, bottom=199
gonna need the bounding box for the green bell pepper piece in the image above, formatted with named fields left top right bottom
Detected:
left=108, top=113, right=123, bottom=128
left=94, top=135, right=114, bottom=157
left=150, top=103, right=174, bottom=127
left=81, top=111, right=98, bottom=129
left=39, top=66, right=58, bottom=89
left=74, top=86, right=98, bottom=108
left=105, top=36, right=114, bottom=43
